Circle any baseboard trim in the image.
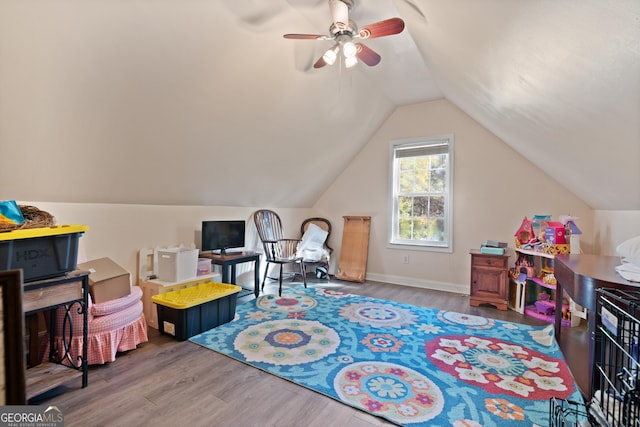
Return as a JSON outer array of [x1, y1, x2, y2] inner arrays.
[[365, 272, 469, 295]]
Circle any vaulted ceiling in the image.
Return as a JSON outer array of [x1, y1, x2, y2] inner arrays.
[[1, 0, 638, 210]]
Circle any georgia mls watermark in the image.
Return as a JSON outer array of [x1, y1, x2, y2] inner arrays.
[[0, 406, 64, 427]]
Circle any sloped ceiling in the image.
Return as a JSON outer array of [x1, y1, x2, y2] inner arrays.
[[398, 0, 640, 210], [0, 0, 638, 210]]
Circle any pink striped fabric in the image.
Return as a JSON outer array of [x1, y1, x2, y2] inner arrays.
[[41, 286, 148, 365]]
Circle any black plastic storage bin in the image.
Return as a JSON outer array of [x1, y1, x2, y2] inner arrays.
[[0, 225, 88, 282], [152, 282, 241, 341]]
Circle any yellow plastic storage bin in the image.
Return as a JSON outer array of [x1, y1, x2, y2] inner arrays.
[[152, 282, 241, 340], [0, 224, 89, 282]]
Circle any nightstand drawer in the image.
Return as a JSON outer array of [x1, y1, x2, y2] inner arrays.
[[472, 255, 508, 269]]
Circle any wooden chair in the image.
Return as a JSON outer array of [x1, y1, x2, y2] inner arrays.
[[253, 210, 307, 296], [300, 218, 332, 279]]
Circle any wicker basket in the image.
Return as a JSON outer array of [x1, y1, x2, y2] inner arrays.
[[0, 205, 55, 231]]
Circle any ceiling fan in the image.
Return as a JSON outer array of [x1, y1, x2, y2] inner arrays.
[[283, 0, 405, 69]]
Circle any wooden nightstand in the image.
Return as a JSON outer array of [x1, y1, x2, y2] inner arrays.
[[469, 250, 509, 310]]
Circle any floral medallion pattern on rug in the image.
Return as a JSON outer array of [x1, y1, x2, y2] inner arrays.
[[190, 286, 586, 426], [335, 361, 445, 424], [339, 301, 417, 328], [437, 311, 495, 329], [256, 293, 317, 312], [425, 335, 573, 400], [234, 319, 340, 365]]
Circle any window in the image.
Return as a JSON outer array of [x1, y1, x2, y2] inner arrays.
[[389, 135, 453, 251]]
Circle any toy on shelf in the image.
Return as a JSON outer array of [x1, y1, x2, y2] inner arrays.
[[531, 215, 551, 239], [512, 257, 535, 279], [514, 217, 535, 247], [560, 215, 583, 254], [557, 296, 573, 321], [520, 238, 543, 250], [513, 214, 581, 255], [542, 271, 557, 286], [545, 221, 566, 244], [541, 221, 570, 254], [541, 243, 570, 255], [510, 214, 586, 326], [534, 292, 555, 315]]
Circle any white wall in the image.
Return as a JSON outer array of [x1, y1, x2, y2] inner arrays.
[[314, 99, 594, 293], [593, 210, 640, 255], [14, 99, 609, 293], [17, 202, 313, 282]]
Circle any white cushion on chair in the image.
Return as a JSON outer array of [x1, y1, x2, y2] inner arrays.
[[297, 223, 329, 262]]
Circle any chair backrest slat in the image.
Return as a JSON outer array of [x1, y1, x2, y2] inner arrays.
[[254, 210, 286, 261]]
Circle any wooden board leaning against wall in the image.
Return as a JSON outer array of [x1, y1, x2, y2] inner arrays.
[[337, 216, 371, 283]]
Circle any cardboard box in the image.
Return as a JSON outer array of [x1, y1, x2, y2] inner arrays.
[[78, 257, 131, 304], [157, 248, 198, 282]]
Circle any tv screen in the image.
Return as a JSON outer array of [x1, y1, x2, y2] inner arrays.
[[201, 220, 246, 254]]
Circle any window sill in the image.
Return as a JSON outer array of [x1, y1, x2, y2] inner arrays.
[[387, 242, 452, 254]]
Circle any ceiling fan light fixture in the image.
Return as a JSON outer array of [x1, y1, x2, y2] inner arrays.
[[345, 55, 358, 68], [283, 0, 403, 70], [322, 45, 339, 65], [342, 41, 357, 58]]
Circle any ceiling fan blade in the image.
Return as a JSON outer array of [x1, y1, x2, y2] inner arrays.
[[329, 0, 349, 29], [355, 43, 381, 66], [358, 17, 405, 39], [283, 33, 329, 40], [313, 55, 328, 69]]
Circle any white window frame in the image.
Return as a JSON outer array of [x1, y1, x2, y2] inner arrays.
[[388, 135, 454, 253]]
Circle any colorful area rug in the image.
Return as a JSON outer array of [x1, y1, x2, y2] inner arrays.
[[190, 286, 585, 426]]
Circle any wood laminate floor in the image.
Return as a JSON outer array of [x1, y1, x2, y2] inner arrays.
[[32, 277, 588, 427]]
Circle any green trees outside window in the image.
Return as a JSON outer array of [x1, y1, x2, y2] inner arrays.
[[390, 136, 453, 250]]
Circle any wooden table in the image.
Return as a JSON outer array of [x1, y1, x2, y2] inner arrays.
[[199, 252, 260, 297], [554, 254, 637, 394]]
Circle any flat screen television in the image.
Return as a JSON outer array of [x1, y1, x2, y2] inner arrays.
[[201, 220, 246, 255]]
